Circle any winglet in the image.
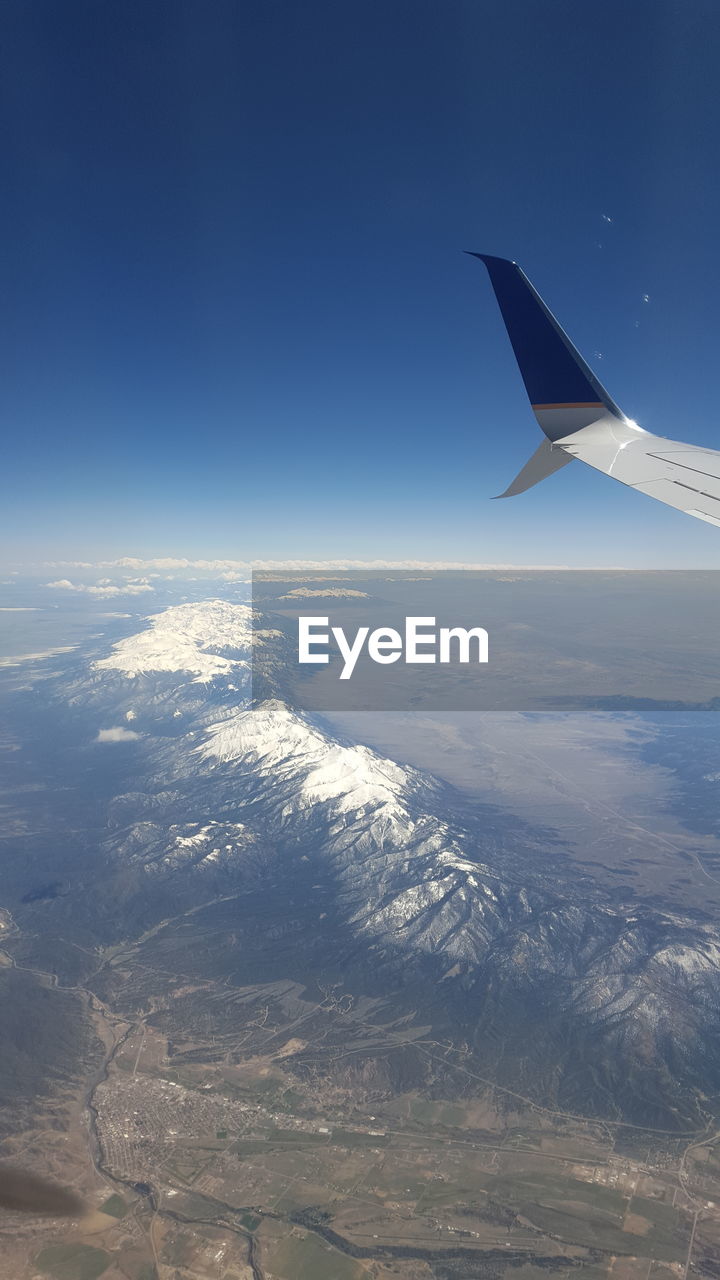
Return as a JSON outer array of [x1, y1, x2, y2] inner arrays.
[[467, 253, 624, 439], [493, 437, 575, 498]]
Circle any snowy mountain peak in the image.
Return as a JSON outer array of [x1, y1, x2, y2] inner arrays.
[[95, 599, 252, 682], [197, 698, 411, 817]]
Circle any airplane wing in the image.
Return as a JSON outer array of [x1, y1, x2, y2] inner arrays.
[[469, 252, 720, 527]]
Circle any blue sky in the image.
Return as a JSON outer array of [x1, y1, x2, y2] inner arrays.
[[4, 0, 720, 567]]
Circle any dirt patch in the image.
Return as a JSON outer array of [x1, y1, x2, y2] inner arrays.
[[623, 1212, 651, 1236]]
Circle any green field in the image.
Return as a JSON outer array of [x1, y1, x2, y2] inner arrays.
[[265, 1229, 364, 1280], [36, 1243, 111, 1280], [406, 1098, 481, 1129], [269, 1127, 329, 1143], [490, 1172, 626, 1214], [331, 1127, 389, 1147], [99, 1193, 127, 1219], [416, 1175, 491, 1209], [518, 1201, 684, 1261]]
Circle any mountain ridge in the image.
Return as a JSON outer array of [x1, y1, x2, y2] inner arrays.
[[11, 597, 720, 1128]]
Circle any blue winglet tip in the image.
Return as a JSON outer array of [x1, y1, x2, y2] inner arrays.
[[464, 251, 517, 266]]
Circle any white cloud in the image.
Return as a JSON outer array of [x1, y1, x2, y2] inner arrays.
[[95, 726, 141, 743], [43, 579, 154, 597], [43, 557, 578, 573], [0, 645, 77, 667]]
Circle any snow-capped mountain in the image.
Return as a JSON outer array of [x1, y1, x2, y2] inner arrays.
[[94, 599, 253, 682], [58, 600, 720, 1123]]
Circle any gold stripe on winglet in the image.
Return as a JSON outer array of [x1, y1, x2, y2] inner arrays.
[[532, 401, 604, 410]]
